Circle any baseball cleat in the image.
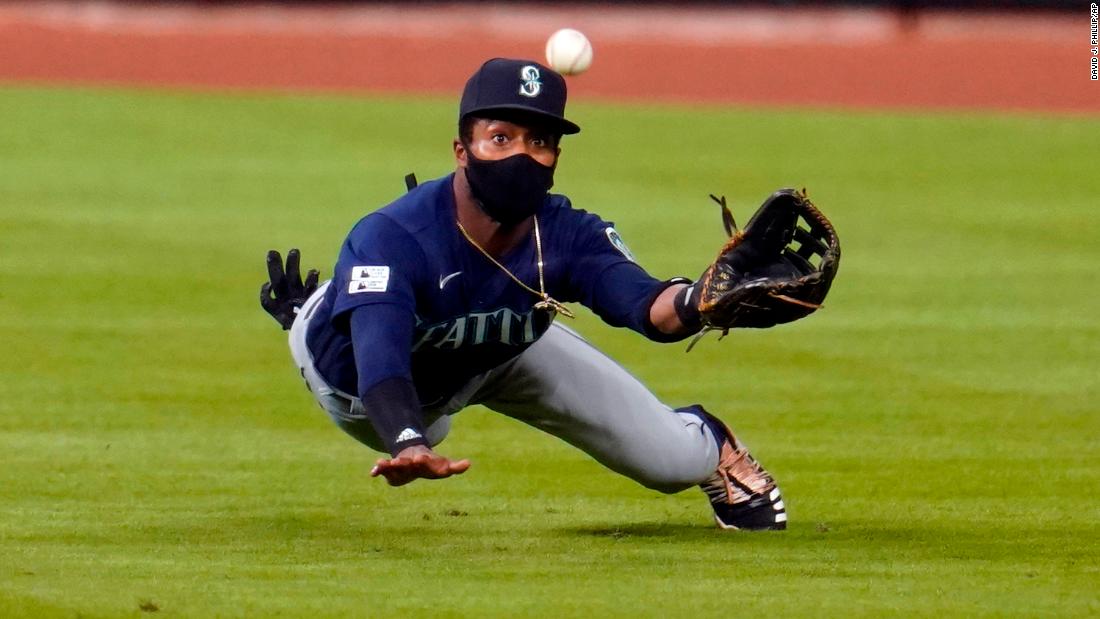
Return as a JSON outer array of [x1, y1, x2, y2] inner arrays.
[[709, 486, 787, 531], [699, 414, 787, 531]]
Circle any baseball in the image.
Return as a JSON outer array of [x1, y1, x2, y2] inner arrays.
[[545, 28, 593, 76]]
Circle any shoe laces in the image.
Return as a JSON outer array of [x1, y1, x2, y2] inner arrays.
[[701, 437, 776, 505]]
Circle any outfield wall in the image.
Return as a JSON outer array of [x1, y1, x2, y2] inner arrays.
[[1, 1, 1095, 113]]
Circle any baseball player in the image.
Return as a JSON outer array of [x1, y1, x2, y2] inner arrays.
[[261, 58, 788, 530]]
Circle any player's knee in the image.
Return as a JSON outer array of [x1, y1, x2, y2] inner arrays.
[[640, 477, 696, 495], [334, 416, 388, 452], [334, 412, 451, 454], [630, 460, 711, 494]]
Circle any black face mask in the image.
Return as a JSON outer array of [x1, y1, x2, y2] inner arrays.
[[464, 150, 555, 226]]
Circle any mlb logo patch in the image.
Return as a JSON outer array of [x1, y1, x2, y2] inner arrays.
[[348, 265, 390, 294]]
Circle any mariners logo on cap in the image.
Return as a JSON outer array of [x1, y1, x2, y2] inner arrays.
[[518, 65, 542, 98]]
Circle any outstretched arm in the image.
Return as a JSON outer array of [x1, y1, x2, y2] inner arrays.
[[647, 282, 697, 336], [347, 306, 472, 486]]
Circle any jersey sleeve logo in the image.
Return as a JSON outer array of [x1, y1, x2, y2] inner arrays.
[[348, 265, 390, 294], [605, 227, 636, 263]]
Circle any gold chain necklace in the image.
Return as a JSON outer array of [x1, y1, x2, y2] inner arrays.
[[456, 216, 575, 319]]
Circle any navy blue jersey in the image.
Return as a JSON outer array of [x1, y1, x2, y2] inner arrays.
[[306, 173, 669, 407]]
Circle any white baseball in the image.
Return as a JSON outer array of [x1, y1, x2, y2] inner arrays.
[[545, 28, 593, 76]]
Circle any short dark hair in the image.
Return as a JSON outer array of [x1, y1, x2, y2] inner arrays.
[[459, 114, 479, 146]]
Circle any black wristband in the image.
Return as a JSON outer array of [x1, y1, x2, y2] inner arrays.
[[641, 277, 698, 343], [673, 282, 703, 331], [360, 377, 429, 456]]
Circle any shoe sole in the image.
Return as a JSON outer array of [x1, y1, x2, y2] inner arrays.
[[713, 514, 788, 531], [713, 488, 788, 531]]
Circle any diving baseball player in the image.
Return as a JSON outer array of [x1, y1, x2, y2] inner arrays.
[[260, 58, 822, 530]]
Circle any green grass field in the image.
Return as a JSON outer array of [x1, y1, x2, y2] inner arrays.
[[1, 86, 1098, 617]]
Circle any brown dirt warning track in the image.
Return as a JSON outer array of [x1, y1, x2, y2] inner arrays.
[[0, 2, 1096, 114]]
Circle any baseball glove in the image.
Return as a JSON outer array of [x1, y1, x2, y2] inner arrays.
[[689, 188, 840, 345]]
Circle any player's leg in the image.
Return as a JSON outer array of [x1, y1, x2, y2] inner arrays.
[[475, 323, 715, 492], [473, 322, 785, 530], [287, 281, 451, 452]]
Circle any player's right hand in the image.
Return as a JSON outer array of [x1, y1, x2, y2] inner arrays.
[[260, 248, 320, 330], [370, 445, 471, 487]]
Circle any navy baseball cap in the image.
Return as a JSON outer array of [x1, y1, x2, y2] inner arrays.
[[459, 58, 581, 135]]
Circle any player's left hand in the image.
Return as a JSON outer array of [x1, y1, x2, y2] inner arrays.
[[260, 248, 320, 330], [692, 189, 840, 335], [370, 445, 471, 486]]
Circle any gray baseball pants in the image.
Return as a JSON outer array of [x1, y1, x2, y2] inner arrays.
[[289, 282, 721, 493]]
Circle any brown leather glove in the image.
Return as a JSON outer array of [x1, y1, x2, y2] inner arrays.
[[691, 188, 841, 340]]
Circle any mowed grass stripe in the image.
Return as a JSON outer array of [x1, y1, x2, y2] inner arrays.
[[1, 86, 1097, 617]]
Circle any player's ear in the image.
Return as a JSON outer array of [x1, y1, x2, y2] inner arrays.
[[453, 138, 468, 167]]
